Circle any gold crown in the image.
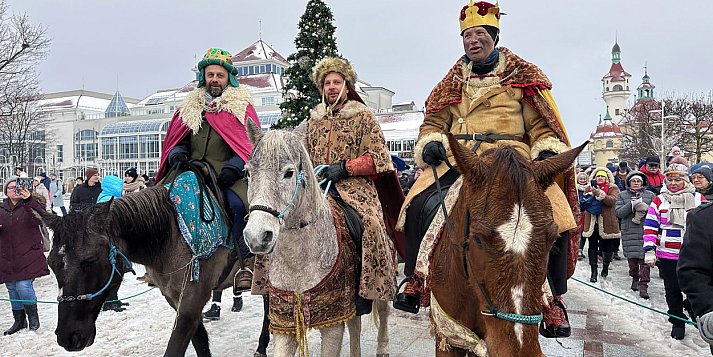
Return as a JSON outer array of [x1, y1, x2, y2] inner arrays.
[[459, 1, 501, 34]]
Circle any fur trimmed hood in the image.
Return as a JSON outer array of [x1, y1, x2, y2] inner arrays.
[[178, 86, 253, 133], [588, 166, 616, 186], [310, 100, 371, 120]]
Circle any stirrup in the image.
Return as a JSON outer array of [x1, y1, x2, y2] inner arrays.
[[234, 267, 253, 294], [393, 277, 420, 314]]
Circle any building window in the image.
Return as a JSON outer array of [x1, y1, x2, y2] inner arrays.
[[75, 129, 97, 141], [101, 138, 117, 160], [140, 134, 160, 159], [260, 64, 266, 73], [75, 143, 97, 160], [261, 97, 276, 106], [615, 109, 620, 115], [56, 145, 63, 162], [606, 87, 609, 92], [387, 140, 402, 152], [403, 140, 415, 152], [613, 84, 623, 91], [606, 140, 614, 148], [119, 136, 138, 159]]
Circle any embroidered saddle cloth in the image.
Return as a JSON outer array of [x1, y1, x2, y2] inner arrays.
[[166, 171, 231, 281]]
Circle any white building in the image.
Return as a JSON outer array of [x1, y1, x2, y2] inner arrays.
[[601, 42, 632, 124]]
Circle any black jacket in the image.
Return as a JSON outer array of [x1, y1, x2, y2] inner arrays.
[[678, 203, 713, 318], [69, 182, 102, 212]]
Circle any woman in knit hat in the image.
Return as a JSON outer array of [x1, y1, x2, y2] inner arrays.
[[581, 168, 621, 282], [643, 163, 706, 339], [123, 168, 146, 195], [691, 165, 713, 200]]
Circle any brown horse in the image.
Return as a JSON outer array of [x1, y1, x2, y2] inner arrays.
[[428, 135, 585, 357]]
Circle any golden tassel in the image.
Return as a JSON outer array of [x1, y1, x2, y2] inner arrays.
[[294, 292, 310, 357]]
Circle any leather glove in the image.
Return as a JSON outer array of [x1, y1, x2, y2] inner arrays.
[[323, 161, 349, 184], [217, 168, 241, 189], [422, 141, 447, 166], [644, 250, 657, 267], [534, 150, 557, 161], [698, 311, 713, 345], [169, 152, 190, 168]]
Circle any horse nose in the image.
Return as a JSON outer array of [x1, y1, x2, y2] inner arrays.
[[260, 230, 274, 249], [71, 331, 84, 349]]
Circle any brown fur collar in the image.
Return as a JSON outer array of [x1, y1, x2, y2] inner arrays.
[[310, 100, 372, 121]]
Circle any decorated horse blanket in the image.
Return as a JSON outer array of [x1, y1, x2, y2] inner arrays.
[[268, 201, 357, 334], [166, 171, 231, 281]]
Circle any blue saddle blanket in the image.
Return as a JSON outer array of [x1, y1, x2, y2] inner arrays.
[[166, 171, 231, 281]]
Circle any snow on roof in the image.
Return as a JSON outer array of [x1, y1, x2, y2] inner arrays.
[[377, 111, 424, 137], [590, 121, 622, 139], [232, 40, 289, 66], [238, 73, 285, 94], [38, 90, 140, 112]]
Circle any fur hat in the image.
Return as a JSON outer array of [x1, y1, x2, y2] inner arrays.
[[576, 171, 589, 182], [664, 163, 690, 182], [311, 57, 357, 90], [84, 168, 98, 181]]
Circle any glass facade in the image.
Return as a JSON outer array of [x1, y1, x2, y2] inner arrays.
[[97, 119, 169, 178]]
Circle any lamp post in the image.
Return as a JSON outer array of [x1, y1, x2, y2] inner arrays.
[[649, 102, 679, 165]]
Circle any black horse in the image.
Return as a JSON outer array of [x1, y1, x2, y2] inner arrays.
[[42, 186, 270, 357]]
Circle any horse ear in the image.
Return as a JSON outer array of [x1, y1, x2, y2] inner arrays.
[[37, 210, 61, 231], [245, 118, 263, 145], [532, 141, 589, 189], [446, 134, 484, 181]]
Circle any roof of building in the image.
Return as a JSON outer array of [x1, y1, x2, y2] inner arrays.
[[590, 115, 623, 139], [105, 91, 131, 117], [377, 111, 424, 134], [99, 118, 170, 136], [603, 62, 631, 81], [612, 42, 621, 53], [232, 40, 289, 66], [38, 90, 140, 112]]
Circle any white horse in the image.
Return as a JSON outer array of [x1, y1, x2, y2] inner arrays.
[[243, 120, 390, 357]]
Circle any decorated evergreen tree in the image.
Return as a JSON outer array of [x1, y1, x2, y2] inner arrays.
[[272, 0, 339, 129]]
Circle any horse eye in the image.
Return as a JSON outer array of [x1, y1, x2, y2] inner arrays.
[[284, 170, 294, 179]]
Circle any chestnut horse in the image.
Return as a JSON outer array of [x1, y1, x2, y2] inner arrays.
[[428, 135, 585, 357]]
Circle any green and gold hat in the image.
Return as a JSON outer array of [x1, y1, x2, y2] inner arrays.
[[197, 48, 240, 88]]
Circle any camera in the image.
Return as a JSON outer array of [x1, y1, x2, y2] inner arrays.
[[14, 177, 33, 194]]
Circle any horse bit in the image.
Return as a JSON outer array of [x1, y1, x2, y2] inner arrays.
[[56, 244, 134, 303]]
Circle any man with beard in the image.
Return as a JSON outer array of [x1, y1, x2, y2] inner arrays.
[[393, 1, 580, 339], [294, 57, 403, 315], [154, 48, 260, 318]]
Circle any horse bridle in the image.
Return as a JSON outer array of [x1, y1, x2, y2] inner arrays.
[[57, 243, 134, 303], [432, 162, 543, 325], [248, 169, 306, 223]]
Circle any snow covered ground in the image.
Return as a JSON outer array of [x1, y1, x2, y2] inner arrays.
[[0, 251, 711, 356]]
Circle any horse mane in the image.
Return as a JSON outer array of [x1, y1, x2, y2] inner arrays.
[[104, 186, 176, 259], [480, 146, 530, 204]]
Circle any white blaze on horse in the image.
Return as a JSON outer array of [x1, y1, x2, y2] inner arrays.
[[242, 120, 390, 357]]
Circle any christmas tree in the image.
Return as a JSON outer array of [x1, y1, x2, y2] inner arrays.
[[272, 0, 339, 129]]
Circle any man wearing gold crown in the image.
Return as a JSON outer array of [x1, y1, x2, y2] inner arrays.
[[393, 1, 581, 338], [294, 57, 404, 313], [154, 48, 261, 315]]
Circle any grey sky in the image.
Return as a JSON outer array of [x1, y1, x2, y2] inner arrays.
[[7, 0, 713, 145]]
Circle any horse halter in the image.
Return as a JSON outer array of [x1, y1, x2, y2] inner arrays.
[[57, 244, 134, 303], [248, 169, 306, 223]]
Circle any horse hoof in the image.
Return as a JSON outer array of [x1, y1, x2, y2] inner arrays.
[[253, 353, 267, 357]]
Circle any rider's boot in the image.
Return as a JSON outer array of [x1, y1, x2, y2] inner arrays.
[[393, 276, 422, 314], [234, 268, 253, 294], [231, 296, 243, 312], [3, 310, 27, 335], [202, 303, 221, 321], [539, 295, 571, 338]]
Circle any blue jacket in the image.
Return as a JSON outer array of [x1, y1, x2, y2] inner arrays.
[[97, 176, 124, 203]]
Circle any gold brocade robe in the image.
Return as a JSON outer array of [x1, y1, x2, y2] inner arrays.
[[400, 54, 576, 234], [298, 100, 397, 301]]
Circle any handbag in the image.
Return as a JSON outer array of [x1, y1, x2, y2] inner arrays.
[[39, 224, 51, 252]]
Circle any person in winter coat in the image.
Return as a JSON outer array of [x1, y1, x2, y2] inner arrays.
[[32, 176, 51, 212], [678, 202, 713, 355], [37, 172, 51, 191], [581, 168, 621, 282], [691, 166, 713, 200], [615, 171, 655, 299], [576, 171, 591, 260], [643, 163, 706, 340], [49, 174, 66, 216], [613, 162, 630, 192], [0, 176, 50, 335], [122, 168, 146, 195], [640, 156, 666, 195], [69, 168, 101, 213]]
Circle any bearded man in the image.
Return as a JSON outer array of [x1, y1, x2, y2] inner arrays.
[[155, 48, 259, 299], [393, 1, 581, 338], [294, 57, 403, 313]]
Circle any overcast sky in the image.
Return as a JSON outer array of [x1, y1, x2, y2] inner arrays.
[[7, 0, 713, 145]]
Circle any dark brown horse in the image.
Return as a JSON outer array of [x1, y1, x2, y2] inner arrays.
[[429, 136, 585, 357], [42, 186, 270, 357]]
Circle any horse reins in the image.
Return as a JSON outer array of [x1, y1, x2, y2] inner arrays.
[[248, 167, 306, 223], [57, 244, 134, 303]]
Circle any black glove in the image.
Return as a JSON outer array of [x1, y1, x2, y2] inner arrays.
[[534, 150, 557, 161], [323, 161, 349, 184], [169, 152, 190, 167], [217, 168, 241, 189], [422, 141, 447, 166]]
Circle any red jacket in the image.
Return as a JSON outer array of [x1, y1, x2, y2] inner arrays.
[[639, 165, 666, 188], [0, 197, 50, 283]]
